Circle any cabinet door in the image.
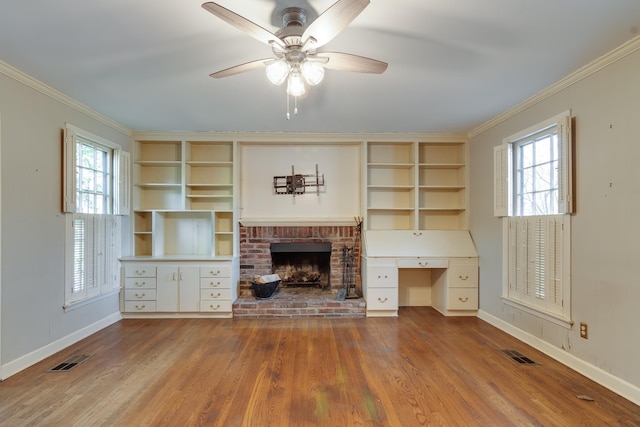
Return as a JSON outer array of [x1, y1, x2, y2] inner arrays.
[[156, 266, 178, 312], [178, 266, 200, 312]]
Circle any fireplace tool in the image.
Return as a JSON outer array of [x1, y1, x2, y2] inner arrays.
[[337, 217, 363, 301]]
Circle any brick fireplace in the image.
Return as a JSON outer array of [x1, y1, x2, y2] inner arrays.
[[238, 224, 361, 297]]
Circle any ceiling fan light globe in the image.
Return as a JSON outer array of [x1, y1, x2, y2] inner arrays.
[[287, 73, 306, 96], [266, 60, 290, 85], [301, 60, 324, 86]]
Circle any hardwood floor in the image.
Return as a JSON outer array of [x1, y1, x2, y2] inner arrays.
[[1, 307, 639, 426]]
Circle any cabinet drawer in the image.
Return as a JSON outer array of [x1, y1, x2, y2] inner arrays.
[[448, 288, 478, 310], [124, 301, 157, 312], [124, 265, 157, 278], [200, 277, 231, 289], [200, 289, 232, 301], [124, 278, 157, 289], [366, 288, 398, 310], [200, 300, 233, 312], [200, 265, 230, 278], [367, 266, 398, 288], [449, 265, 478, 288], [397, 258, 448, 269], [124, 289, 157, 301]]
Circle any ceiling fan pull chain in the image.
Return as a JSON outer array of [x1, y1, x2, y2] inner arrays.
[[286, 93, 291, 120], [294, 96, 299, 116]]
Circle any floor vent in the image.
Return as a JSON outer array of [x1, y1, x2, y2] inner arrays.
[[48, 354, 92, 372], [501, 349, 537, 365]]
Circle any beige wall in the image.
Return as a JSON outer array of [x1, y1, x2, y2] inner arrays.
[[239, 142, 361, 221], [0, 66, 130, 378], [469, 41, 640, 401]]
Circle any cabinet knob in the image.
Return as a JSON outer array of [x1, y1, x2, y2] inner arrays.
[[418, 262, 428, 267], [377, 275, 388, 279], [210, 304, 221, 310], [135, 293, 145, 298], [458, 297, 469, 303], [210, 293, 221, 298], [209, 281, 220, 287], [459, 275, 469, 280], [135, 270, 146, 275], [135, 281, 146, 287], [378, 297, 388, 303], [134, 304, 146, 310], [412, 232, 423, 237], [210, 270, 221, 275]]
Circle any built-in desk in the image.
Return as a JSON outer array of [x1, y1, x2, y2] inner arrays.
[[362, 230, 479, 317]]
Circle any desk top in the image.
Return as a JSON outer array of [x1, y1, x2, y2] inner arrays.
[[363, 230, 478, 258]]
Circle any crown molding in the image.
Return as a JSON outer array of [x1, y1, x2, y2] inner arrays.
[[468, 35, 640, 139], [0, 60, 130, 136]]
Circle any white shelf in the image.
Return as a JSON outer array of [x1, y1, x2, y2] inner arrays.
[[366, 140, 468, 231], [132, 139, 236, 258]]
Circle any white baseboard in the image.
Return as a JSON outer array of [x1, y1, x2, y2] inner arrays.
[[477, 310, 640, 406], [0, 311, 122, 380]]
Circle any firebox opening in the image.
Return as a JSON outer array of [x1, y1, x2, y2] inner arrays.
[[270, 243, 331, 289]]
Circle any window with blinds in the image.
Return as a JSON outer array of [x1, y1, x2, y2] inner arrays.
[[64, 124, 127, 308], [495, 112, 573, 323]]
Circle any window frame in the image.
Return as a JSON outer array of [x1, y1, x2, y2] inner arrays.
[[494, 111, 573, 326], [63, 124, 128, 309]]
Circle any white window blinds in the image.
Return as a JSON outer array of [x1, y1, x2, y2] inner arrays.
[[507, 215, 569, 319]]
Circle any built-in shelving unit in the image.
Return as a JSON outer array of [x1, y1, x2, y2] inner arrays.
[[131, 139, 236, 257], [124, 135, 238, 317], [365, 139, 468, 231]]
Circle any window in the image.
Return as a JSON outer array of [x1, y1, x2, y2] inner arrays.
[[76, 140, 112, 214], [514, 127, 559, 216], [494, 112, 573, 324], [63, 124, 129, 308]]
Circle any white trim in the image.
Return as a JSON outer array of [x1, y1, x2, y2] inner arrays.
[[477, 310, 640, 406], [0, 312, 121, 380], [501, 297, 572, 329], [469, 35, 640, 138], [502, 110, 570, 146], [62, 288, 121, 312], [0, 61, 130, 135]]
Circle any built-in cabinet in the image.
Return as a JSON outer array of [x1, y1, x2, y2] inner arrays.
[[122, 135, 239, 318], [365, 139, 467, 231], [121, 259, 237, 317]]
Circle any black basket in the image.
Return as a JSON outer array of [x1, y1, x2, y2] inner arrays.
[[251, 280, 281, 299]]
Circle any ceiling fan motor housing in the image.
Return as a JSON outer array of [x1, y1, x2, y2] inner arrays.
[[275, 7, 308, 48]]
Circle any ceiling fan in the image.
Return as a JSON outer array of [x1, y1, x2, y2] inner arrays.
[[201, 0, 388, 118]]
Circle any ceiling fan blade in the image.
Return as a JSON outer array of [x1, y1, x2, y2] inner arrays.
[[302, 0, 370, 49], [202, 2, 286, 50], [209, 59, 271, 78], [319, 52, 388, 74]]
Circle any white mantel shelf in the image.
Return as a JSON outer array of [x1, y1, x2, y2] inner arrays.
[[240, 218, 360, 227]]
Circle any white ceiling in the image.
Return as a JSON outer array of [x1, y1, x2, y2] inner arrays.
[[1, 0, 640, 133]]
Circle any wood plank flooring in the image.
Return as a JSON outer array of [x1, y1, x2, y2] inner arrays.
[[1, 307, 639, 426]]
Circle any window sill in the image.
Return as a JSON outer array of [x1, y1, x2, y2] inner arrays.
[[63, 288, 120, 312], [501, 297, 573, 329]]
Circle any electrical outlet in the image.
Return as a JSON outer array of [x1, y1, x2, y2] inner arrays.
[[579, 322, 589, 339]]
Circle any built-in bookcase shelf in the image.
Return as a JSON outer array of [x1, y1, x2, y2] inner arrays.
[[132, 138, 236, 257], [365, 140, 468, 231]]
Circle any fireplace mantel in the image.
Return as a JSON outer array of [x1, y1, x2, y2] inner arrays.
[[240, 218, 357, 227]]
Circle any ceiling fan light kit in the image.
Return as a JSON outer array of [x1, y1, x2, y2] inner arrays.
[[202, 0, 387, 119]]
